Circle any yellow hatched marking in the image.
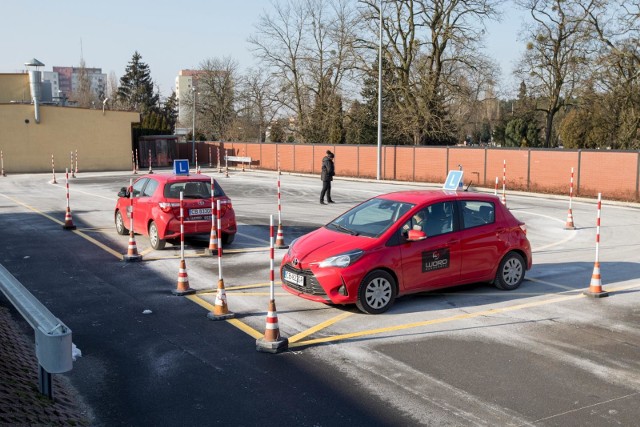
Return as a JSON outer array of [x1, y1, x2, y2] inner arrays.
[[186, 294, 264, 338]]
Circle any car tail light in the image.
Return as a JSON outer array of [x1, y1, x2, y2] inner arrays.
[[218, 199, 232, 216], [159, 202, 180, 213]]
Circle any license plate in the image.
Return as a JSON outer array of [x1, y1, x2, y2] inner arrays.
[[284, 270, 304, 286], [189, 208, 211, 216]]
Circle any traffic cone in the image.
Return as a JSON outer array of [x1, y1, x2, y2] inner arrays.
[[564, 209, 575, 230], [275, 223, 288, 249], [207, 279, 235, 320], [204, 225, 218, 256], [62, 207, 76, 230], [584, 261, 609, 298], [225, 165, 229, 178], [172, 259, 195, 296], [256, 299, 288, 353], [123, 230, 142, 262]]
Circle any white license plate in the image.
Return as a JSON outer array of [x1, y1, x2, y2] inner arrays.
[[189, 208, 211, 216], [284, 270, 304, 286]]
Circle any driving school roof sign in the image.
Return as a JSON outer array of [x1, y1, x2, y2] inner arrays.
[[443, 170, 463, 190], [173, 159, 189, 175]]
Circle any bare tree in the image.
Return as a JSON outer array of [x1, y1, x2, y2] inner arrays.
[[515, 0, 597, 148], [197, 57, 238, 140], [74, 58, 94, 108], [239, 68, 283, 142], [249, 0, 358, 142], [358, 0, 502, 145]]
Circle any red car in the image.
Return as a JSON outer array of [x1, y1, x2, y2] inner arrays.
[[281, 190, 532, 314], [114, 173, 236, 250]]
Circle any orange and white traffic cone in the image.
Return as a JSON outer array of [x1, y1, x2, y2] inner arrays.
[[123, 230, 142, 262], [62, 206, 76, 230], [172, 259, 195, 296], [207, 279, 235, 320], [564, 208, 575, 230], [204, 225, 218, 256], [256, 299, 288, 353], [584, 261, 609, 298], [275, 223, 288, 249]]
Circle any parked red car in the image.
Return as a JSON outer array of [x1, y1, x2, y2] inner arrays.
[[281, 190, 532, 314], [114, 173, 236, 250]]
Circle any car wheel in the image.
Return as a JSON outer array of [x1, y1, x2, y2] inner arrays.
[[148, 221, 166, 250], [494, 252, 525, 290], [355, 270, 397, 314], [221, 233, 235, 246], [115, 210, 128, 235]]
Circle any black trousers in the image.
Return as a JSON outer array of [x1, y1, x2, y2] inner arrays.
[[320, 180, 332, 202]]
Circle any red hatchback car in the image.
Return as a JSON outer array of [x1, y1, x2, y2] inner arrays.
[[114, 173, 236, 250], [281, 190, 532, 314]]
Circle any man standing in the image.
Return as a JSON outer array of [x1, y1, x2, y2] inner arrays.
[[320, 150, 335, 204]]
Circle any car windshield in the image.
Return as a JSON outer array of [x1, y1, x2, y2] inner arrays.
[[327, 198, 415, 238], [163, 181, 225, 199]]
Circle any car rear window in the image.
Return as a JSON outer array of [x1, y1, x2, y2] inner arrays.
[[164, 180, 226, 199]]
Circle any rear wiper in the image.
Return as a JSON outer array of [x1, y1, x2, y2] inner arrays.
[[330, 223, 359, 236]]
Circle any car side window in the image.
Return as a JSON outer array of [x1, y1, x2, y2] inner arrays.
[[400, 201, 454, 238], [142, 179, 158, 197], [132, 178, 148, 198], [461, 201, 494, 229]]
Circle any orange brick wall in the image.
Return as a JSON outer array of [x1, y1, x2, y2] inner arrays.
[[196, 142, 640, 202]]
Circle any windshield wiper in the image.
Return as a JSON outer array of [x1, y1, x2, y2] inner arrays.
[[330, 223, 359, 236]]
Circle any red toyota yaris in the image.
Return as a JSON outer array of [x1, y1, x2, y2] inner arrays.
[[281, 190, 532, 314], [114, 173, 236, 250]]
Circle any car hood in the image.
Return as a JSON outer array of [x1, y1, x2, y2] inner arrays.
[[290, 227, 372, 267]]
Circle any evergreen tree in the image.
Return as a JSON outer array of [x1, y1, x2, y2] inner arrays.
[[117, 51, 159, 113]]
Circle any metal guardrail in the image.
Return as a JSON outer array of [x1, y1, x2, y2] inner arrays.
[[0, 264, 73, 399]]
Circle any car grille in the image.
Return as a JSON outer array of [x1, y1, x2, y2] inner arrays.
[[282, 265, 326, 297]]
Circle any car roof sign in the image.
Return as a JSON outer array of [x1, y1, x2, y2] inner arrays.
[[173, 159, 189, 176], [443, 170, 463, 190]]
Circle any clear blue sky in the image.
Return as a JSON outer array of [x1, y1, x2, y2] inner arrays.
[[0, 0, 526, 99]]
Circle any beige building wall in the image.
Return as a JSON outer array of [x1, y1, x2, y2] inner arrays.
[[0, 74, 31, 103], [0, 104, 139, 173]]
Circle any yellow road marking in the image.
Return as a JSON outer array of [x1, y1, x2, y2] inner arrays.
[[288, 311, 354, 343], [185, 294, 264, 339], [285, 281, 640, 348], [0, 194, 123, 259]]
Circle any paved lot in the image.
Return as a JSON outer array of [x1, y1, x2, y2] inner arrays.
[[1, 168, 639, 426]]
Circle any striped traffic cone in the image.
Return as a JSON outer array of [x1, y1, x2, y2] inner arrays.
[[275, 223, 288, 249], [564, 208, 575, 230], [172, 259, 195, 296], [256, 299, 288, 353], [62, 207, 76, 230], [584, 261, 609, 298], [207, 279, 235, 320], [123, 230, 142, 262], [204, 225, 218, 256]]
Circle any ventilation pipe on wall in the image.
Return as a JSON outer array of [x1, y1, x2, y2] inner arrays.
[[25, 59, 44, 124]]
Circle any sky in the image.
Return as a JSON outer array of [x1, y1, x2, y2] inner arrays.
[[0, 1, 527, 99]]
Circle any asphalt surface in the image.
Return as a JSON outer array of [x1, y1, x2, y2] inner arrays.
[[1, 168, 640, 426]]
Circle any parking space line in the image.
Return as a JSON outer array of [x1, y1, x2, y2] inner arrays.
[[526, 277, 576, 291], [185, 294, 264, 339], [1, 194, 123, 260], [288, 312, 354, 344], [288, 282, 640, 348]]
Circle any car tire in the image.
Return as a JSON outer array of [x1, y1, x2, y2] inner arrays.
[[115, 210, 128, 235], [355, 270, 397, 314], [222, 233, 235, 246], [149, 221, 166, 250], [494, 252, 525, 290]]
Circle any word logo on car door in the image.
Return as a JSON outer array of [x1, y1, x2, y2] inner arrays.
[[422, 248, 450, 272]]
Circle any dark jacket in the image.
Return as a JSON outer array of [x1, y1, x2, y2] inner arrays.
[[321, 156, 335, 182]]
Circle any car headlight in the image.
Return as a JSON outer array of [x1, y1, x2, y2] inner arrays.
[[318, 250, 364, 268]]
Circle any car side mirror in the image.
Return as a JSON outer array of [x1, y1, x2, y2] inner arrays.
[[407, 229, 427, 241], [118, 187, 129, 198]]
